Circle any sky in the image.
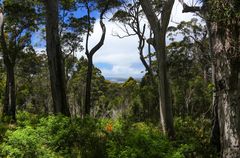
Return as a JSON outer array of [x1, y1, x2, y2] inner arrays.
[[33, 0, 199, 80], [78, 0, 197, 79]]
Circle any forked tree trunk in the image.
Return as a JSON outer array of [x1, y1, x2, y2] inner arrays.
[[45, 0, 70, 116], [84, 2, 108, 117], [139, 0, 175, 138]]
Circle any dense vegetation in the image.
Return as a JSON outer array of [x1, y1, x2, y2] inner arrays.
[[0, 112, 217, 158], [0, 0, 240, 158]]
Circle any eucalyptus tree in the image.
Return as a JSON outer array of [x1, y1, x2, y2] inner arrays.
[[45, 0, 70, 116], [0, 0, 39, 120], [180, 0, 240, 157], [139, 0, 175, 138], [81, 0, 123, 116]]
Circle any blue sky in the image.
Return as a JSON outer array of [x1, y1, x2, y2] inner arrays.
[[33, 0, 197, 79], [77, 0, 196, 79]]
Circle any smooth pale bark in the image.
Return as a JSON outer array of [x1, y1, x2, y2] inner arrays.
[[45, 0, 70, 116], [139, 0, 175, 138], [2, 62, 16, 121]]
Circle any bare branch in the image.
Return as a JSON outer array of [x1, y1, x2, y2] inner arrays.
[[112, 31, 136, 38], [178, 0, 201, 13]]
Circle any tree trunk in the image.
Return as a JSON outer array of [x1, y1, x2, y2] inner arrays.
[[1, 19, 16, 121], [139, 0, 175, 139], [84, 3, 107, 117], [157, 31, 175, 138], [45, 0, 70, 116], [3, 63, 16, 121], [207, 21, 221, 152], [84, 55, 93, 116], [211, 21, 240, 157]]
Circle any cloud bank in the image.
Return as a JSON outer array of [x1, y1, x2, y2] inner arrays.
[[77, 1, 196, 79]]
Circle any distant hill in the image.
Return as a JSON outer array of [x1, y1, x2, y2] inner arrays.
[[106, 77, 141, 83]]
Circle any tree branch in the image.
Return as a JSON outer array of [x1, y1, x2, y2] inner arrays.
[[89, 3, 109, 57], [178, 0, 201, 13]]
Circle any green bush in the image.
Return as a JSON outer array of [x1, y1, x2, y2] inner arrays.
[[0, 112, 218, 158], [174, 117, 219, 158], [107, 122, 173, 158]]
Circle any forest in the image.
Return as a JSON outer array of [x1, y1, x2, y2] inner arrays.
[[0, 0, 239, 158]]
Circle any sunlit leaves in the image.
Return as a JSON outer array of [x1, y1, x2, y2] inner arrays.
[[111, 10, 132, 23]]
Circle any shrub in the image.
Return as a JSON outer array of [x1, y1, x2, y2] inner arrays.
[[0, 112, 219, 158], [174, 117, 219, 158]]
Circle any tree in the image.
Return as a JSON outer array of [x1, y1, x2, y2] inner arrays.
[[0, 57, 5, 109], [139, 0, 175, 138], [167, 18, 212, 117], [111, 0, 154, 79], [83, 0, 122, 116], [180, 0, 240, 157], [208, 2, 240, 157], [0, 0, 38, 120], [45, 0, 70, 116], [110, 1, 159, 122], [15, 50, 52, 114]]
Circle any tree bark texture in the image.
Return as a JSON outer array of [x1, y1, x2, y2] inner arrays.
[[211, 21, 240, 158], [45, 0, 70, 116], [207, 21, 221, 152], [139, 0, 175, 138]]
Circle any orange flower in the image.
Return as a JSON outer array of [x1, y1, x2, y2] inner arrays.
[[105, 123, 113, 132]]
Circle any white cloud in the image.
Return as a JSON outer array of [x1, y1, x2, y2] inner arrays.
[[77, 0, 197, 79], [78, 19, 144, 78]]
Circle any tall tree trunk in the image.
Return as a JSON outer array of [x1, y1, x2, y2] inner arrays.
[[139, 0, 175, 138], [180, 0, 240, 156], [45, 0, 70, 116], [84, 55, 93, 115], [211, 21, 240, 157], [84, 2, 108, 117], [157, 31, 175, 138], [3, 63, 16, 121], [1, 19, 16, 121]]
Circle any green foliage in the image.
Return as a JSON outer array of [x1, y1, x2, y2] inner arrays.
[[167, 18, 212, 118], [139, 74, 159, 122], [0, 70, 5, 109], [208, 0, 240, 21], [107, 122, 173, 158], [0, 112, 218, 158], [1, 126, 59, 158], [174, 117, 219, 158]]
